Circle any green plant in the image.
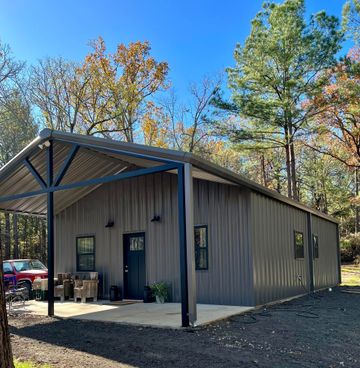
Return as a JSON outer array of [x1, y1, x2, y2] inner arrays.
[[150, 282, 168, 302]]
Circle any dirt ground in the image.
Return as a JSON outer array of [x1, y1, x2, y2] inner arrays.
[[8, 286, 360, 368]]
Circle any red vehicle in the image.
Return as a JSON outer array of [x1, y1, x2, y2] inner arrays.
[[3, 259, 48, 291]]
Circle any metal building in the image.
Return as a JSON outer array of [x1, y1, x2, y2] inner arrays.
[[0, 129, 340, 327]]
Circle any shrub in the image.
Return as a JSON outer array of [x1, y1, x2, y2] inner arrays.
[[341, 234, 360, 263]]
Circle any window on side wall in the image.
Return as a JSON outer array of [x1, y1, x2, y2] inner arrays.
[[294, 231, 304, 259], [195, 225, 208, 270], [76, 236, 95, 271], [313, 234, 319, 259]]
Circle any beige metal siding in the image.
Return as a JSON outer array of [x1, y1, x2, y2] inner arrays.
[[312, 216, 340, 289], [55, 173, 254, 305], [251, 192, 310, 305]]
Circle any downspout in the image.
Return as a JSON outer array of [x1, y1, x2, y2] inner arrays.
[[307, 212, 314, 293]]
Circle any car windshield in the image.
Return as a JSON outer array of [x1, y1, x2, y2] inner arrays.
[[13, 260, 47, 272]]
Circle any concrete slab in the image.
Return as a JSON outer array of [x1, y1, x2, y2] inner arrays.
[[20, 300, 253, 328]]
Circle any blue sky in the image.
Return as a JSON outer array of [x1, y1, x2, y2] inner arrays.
[[0, 0, 349, 102]]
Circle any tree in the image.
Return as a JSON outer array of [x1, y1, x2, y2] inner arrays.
[[298, 148, 352, 215], [30, 58, 87, 133], [0, 38, 23, 368], [0, 42, 23, 108], [159, 77, 221, 155], [77, 37, 169, 139], [140, 101, 171, 147], [308, 49, 360, 231], [0, 94, 38, 165], [31, 38, 169, 140], [216, 0, 342, 200], [343, 0, 360, 45]]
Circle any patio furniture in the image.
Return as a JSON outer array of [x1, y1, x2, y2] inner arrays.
[[32, 278, 42, 300], [74, 272, 98, 281], [5, 281, 28, 310], [74, 279, 98, 303], [32, 278, 49, 300], [54, 273, 74, 302], [73, 272, 98, 302]]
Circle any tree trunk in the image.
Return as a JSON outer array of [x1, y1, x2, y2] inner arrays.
[[22, 217, 28, 258], [13, 215, 19, 259], [355, 168, 359, 234], [260, 154, 268, 187], [0, 241, 14, 368], [274, 167, 282, 194], [289, 140, 298, 201], [284, 126, 292, 199], [4, 214, 11, 260], [288, 120, 298, 201]]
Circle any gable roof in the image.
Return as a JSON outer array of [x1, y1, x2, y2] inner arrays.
[[0, 128, 338, 223]]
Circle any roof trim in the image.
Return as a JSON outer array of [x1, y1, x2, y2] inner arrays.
[[0, 129, 339, 224]]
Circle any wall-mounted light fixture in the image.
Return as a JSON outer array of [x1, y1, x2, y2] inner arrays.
[[105, 220, 114, 228], [38, 140, 51, 150], [151, 215, 161, 222]]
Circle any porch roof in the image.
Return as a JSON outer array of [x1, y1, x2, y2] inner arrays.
[[0, 128, 338, 223]]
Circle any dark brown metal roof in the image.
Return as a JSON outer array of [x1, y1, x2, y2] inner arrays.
[[0, 129, 338, 223]]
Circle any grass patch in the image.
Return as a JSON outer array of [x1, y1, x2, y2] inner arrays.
[[15, 360, 51, 368], [341, 264, 360, 286]]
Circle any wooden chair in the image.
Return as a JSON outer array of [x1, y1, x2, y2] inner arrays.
[[74, 279, 98, 303], [54, 273, 73, 302]]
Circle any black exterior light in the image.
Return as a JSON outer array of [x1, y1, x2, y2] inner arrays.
[[105, 220, 114, 228], [151, 215, 161, 222]]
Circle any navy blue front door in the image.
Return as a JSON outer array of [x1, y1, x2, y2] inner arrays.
[[123, 233, 145, 300]]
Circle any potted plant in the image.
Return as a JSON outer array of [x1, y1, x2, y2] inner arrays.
[[150, 281, 168, 304]]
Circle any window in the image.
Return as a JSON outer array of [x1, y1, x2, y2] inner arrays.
[[13, 261, 30, 272], [129, 236, 144, 251], [29, 260, 47, 270], [294, 231, 304, 259], [313, 235, 319, 259], [76, 236, 95, 271], [195, 225, 208, 270], [13, 260, 47, 272], [3, 262, 13, 274]]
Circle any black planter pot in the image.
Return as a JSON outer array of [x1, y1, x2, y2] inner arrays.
[[110, 285, 121, 301], [143, 286, 155, 303]]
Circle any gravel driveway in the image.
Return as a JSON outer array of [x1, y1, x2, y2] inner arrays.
[[9, 287, 360, 368]]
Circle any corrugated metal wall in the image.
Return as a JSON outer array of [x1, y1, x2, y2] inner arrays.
[[251, 192, 340, 306], [55, 172, 339, 307], [55, 173, 254, 305], [251, 192, 310, 305], [194, 182, 254, 306], [312, 215, 340, 289]]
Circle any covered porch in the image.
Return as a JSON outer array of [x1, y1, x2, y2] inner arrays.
[[0, 129, 242, 328]]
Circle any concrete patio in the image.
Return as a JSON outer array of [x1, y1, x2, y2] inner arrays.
[[18, 300, 253, 328]]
